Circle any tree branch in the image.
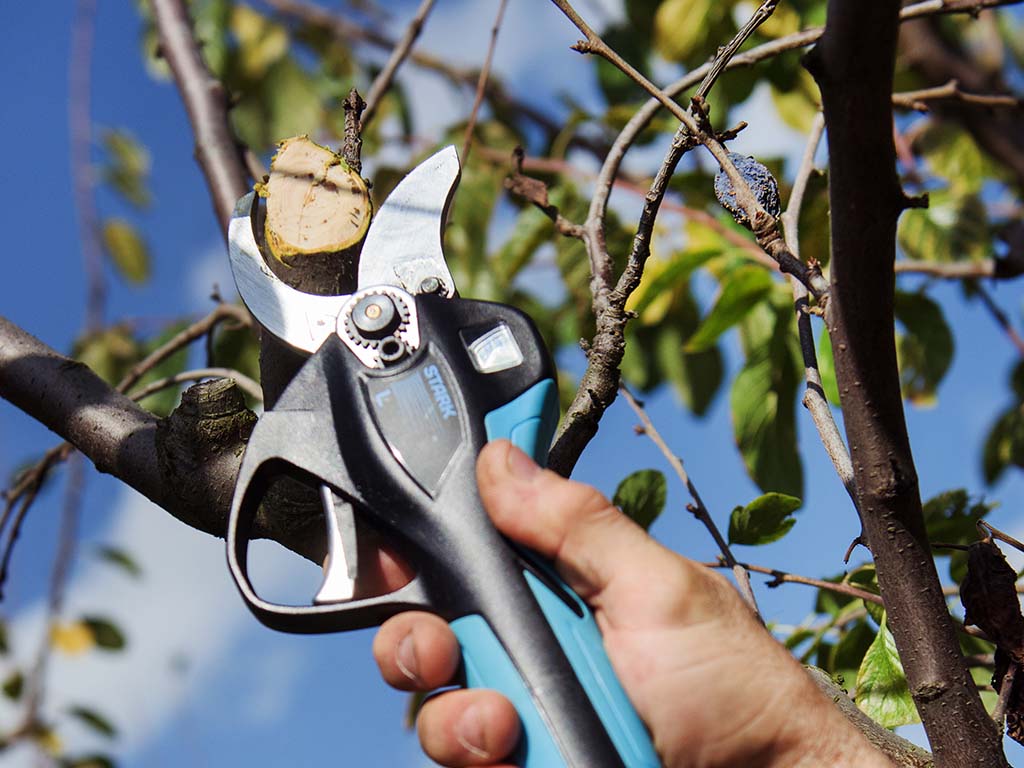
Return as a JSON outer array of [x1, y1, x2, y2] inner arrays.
[[620, 386, 762, 619], [360, 0, 435, 130], [0, 317, 320, 562], [151, 0, 249, 232], [805, 2, 1007, 763]]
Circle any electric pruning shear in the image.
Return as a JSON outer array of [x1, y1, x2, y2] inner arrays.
[[225, 146, 660, 768]]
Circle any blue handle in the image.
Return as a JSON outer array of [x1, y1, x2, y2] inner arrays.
[[457, 380, 659, 768]]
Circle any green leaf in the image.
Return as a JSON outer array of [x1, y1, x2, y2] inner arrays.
[[897, 189, 989, 264], [613, 470, 667, 531], [918, 123, 1004, 193], [685, 266, 773, 353], [2, 670, 23, 700], [855, 617, 921, 728], [831, 619, 877, 683], [101, 130, 151, 209], [94, 546, 142, 579], [101, 219, 151, 284], [493, 205, 553, 286], [653, 0, 734, 64], [894, 291, 954, 406], [922, 489, 995, 545], [67, 706, 117, 739], [983, 406, 1024, 484], [768, 70, 820, 133], [73, 326, 142, 386], [731, 300, 803, 497], [82, 617, 126, 652], [728, 492, 801, 546], [815, 330, 841, 406], [132, 321, 192, 416]]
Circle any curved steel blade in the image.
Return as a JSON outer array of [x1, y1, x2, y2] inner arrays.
[[228, 193, 351, 353], [358, 145, 461, 297]]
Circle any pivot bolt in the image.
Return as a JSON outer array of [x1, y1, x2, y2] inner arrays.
[[352, 294, 400, 338]]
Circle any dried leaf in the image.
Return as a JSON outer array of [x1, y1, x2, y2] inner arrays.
[[960, 540, 1024, 659]]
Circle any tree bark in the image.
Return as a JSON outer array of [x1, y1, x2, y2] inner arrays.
[[806, 2, 1008, 765]]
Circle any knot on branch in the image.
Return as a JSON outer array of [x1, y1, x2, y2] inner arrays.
[[156, 378, 256, 536]]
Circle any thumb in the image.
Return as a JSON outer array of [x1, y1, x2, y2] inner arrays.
[[476, 440, 706, 623]]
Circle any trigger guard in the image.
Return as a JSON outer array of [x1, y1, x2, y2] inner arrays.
[[226, 412, 432, 634]]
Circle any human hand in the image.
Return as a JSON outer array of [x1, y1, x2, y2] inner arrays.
[[372, 440, 889, 767]]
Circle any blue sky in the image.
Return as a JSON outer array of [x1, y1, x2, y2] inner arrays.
[[2, 1, 1024, 766]]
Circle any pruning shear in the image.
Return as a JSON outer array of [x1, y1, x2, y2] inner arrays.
[[225, 146, 660, 768]]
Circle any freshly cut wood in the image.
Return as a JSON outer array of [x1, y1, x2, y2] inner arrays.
[[262, 136, 371, 264]]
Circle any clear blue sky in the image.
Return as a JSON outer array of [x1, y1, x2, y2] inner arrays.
[[2, 1, 1024, 765]]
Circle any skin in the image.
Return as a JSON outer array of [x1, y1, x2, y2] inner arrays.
[[371, 440, 892, 768]]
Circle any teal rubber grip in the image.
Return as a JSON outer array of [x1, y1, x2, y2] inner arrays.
[[466, 379, 660, 767]]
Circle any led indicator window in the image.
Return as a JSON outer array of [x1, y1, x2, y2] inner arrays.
[[467, 324, 523, 373]]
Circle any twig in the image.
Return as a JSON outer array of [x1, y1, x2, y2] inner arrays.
[[973, 281, 1024, 356], [264, 0, 605, 157], [693, 0, 780, 101], [780, 113, 858, 509], [116, 302, 251, 394], [361, 0, 435, 130], [893, 78, 1023, 111], [343, 88, 366, 174], [993, 661, 1019, 726], [979, 520, 1024, 554], [703, 559, 885, 606], [151, 0, 249, 232], [129, 366, 263, 403], [894, 259, 997, 278], [14, 455, 86, 742], [462, 0, 509, 164], [69, 0, 103, 333], [618, 385, 762, 620]]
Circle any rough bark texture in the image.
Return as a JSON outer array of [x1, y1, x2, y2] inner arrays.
[[0, 318, 323, 561], [806, 2, 1008, 765]]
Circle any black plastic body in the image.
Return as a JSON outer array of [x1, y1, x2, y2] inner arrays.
[[227, 295, 628, 768]]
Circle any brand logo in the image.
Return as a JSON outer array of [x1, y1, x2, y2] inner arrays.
[[423, 365, 457, 420]]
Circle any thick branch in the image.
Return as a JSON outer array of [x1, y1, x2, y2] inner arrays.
[[0, 318, 320, 561], [806, 3, 1007, 764]]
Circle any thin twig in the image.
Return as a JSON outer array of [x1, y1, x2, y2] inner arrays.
[[16, 455, 86, 742], [618, 385, 762, 620], [779, 113, 858, 508], [361, 0, 435, 129], [116, 303, 251, 394], [893, 78, 1023, 111], [462, 0, 509, 163], [979, 520, 1024, 554], [993, 661, 1019, 726], [693, 0, 780, 101], [894, 259, 998, 278], [69, 0, 103, 333], [973, 281, 1024, 356], [129, 366, 263, 403], [703, 559, 885, 606]]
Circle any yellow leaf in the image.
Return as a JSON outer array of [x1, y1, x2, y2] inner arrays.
[[33, 726, 63, 756], [50, 621, 95, 655], [231, 5, 289, 78]]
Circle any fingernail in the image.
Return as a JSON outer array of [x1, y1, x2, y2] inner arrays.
[[505, 443, 540, 480], [396, 632, 420, 684], [456, 704, 490, 759]]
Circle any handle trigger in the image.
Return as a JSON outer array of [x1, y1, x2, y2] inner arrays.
[[315, 486, 359, 604]]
